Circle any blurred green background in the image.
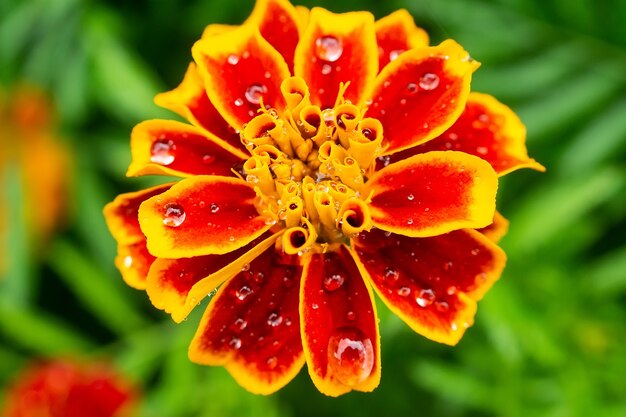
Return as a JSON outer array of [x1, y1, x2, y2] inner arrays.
[[1, 0, 625, 416]]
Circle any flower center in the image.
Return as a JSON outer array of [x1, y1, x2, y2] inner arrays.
[[240, 77, 385, 254]]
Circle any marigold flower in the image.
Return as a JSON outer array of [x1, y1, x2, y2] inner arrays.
[[104, 0, 543, 396], [0, 87, 69, 276], [1, 360, 138, 417]]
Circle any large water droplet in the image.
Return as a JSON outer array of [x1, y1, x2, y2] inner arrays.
[[229, 337, 242, 349], [407, 193, 415, 201], [267, 312, 283, 327], [327, 328, 375, 386], [415, 288, 435, 307], [315, 36, 343, 62], [324, 273, 345, 292], [235, 286, 253, 301], [419, 72, 439, 90], [163, 203, 186, 227], [150, 138, 176, 165], [245, 83, 268, 105]]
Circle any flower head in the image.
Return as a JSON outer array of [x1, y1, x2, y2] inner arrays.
[[104, 0, 543, 396], [1, 360, 138, 417]]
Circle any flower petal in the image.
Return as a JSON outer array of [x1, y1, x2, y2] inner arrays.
[[103, 183, 173, 245], [294, 8, 378, 109], [154, 63, 247, 155], [247, 0, 301, 72], [352, 228, 506, 345], [364, 151, 498, 237], [115, 240, 155, 290], [477, 211, 509, 243], [127, 120, 245, 178], [138, 176, 272, 258], [300, 245, 381, 396], [364, 40, 478, 154], [146, 232, 279, 323], [189, 245, 304, 395], [390, 93, 546, 175], [192, 24, 290, 131], [375, 10, 428, 71]]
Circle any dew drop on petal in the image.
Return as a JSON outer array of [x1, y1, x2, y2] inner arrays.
[[327, 328, 374, 386], [324, 273, 345, 292], [227, 54, 239, 65], [266, 356, 278, 369], [346, 311, 356, 321], [321, 64, 333, 75], [267, 312, 283, 327], [389, 49, 404, 61], [245, 83, 268, 105], [229, 337, 242, 349], [418, 72, 439, 90], [235, 285, 253, 301], [397, 286, 411, 297], [476, 146, 488, 155], [163, 203, 185, 227], [315, 35, 343, 62], [407, 193, 415, 201], [202, 154, 215, 164], [406, 83, 418, 95], [383, 266, 399, 283], [231, 318, 247, 332], [210, 203, 219, 213], [435, 300, 449, 312], [235, 98, 244, 107], [150, 138, 176, 165], [123, 256, 133, 268], [415, 288, 435, 307]]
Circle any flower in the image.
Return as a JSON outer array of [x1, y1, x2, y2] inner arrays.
[[0, 86, 69, 277], [104, 0, 543, 396], [1, 359, 138, 417]]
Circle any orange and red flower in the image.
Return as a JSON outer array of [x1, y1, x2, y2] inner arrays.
[[1, 360, 138, 417], [104, 0, 543, 396]]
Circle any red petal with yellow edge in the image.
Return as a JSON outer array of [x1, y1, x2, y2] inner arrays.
[[115, 240, 155, 290], [138, 176, 271, 258], [127, 120, 244, 178], [352, 228, 506, 345], [103, 183, 173, 245], [294, 8, 378, 109], [365, 151, 498, 237], [300, 245, 380, 397], [247, 0, 301, 72], [364, 40, 478, 155], [375, 9, 429, 71], [192, 25, 290, 131], [189, 246, 304, 395], [146, 232, 279, 323], [388, 93, 546, 175], [154, 63, 247, 155], [477, 210, 509, 243]]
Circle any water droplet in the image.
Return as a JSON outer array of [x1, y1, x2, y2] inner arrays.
[[419, 72, 439, 90], [163, 203, 186, 227], [321, 64, 332, 75], [312, 303, 319, 310], [446, 286, 457, 295], [235, 98, 244, 107], [435, 300, 449, 312], [123, 256, 133, 268], [241, 263, 250, 272], [407, 218, 414, 225], [266, 356, 278, 369], [283, 276, 294, 287], [383, 266, 399, 283], [150, 138, 176, 165], [406, 83, 418, 95], [476, 146, 488, 155], [407, 193, 415, 201], [471, 248, 480, 256], [235, 285, 253, 301], [206, 203, 219, 214], [443, 261, 453, 271], [245, 83, 268, 105], [389, 49, 404, 61], [346, 311, 356, 321], [231, 318, 247, 332], [202, 154, 215, 164], [227, 54, 239, 65], [383, 80, 391, 88], [415, 289, 435, 307], [324, 273, 345, 292], [264, 71, 271, 79], [397, 286, 411, 297], [267, 312, 283, 327], [229, 337, 242, 349], [315, 36, 343, 62], [327, 328, 374, 386]]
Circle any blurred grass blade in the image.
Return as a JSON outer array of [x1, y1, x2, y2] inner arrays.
[[585, 247, 626, 296], [0, 302, 93, 354], [48, 239, 147, 336]]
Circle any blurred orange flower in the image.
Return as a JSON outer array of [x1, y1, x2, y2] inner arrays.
[[0, 86, 69, 275], [105, 0, 542, 396], [1, 359, 138, 417]]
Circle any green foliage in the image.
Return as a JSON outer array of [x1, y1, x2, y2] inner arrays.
[[1, 0, 624, 416]]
